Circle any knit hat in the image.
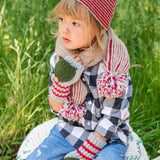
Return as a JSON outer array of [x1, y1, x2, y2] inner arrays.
[[77, 0, 118, 30]]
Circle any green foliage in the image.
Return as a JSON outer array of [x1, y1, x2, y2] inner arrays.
[[0, 0, 59, 159], [0, 0, 159, 159], [111, 0, 160, 158]]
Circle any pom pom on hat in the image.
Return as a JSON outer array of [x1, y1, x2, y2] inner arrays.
[[77, 0, 118, 30]]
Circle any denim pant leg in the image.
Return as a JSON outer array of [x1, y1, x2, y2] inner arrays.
[[26, 124, 76, 160], [94, 143, 128, 160]]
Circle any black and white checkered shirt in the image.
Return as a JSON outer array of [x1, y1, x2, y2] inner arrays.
[[49, 53, 133, 149]]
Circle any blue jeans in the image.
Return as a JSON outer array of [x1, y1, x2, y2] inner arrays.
[[94, 143, 128, 160], [26, 125, 128, 160], [26, 125, 76, 160]]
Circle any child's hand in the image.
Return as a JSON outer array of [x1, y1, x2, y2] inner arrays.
[[49, 55, 84, 103], [49, 96, 63, 113], [76, 132, 107, 160], [72, 53, 83, 65]]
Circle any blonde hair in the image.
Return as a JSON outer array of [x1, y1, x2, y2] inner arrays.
[[48, 0, 105, 49]]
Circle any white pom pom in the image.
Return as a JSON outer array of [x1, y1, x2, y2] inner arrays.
[[97, 71, 127, 98]]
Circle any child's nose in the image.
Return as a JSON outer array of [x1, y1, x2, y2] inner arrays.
[[62, 24, 70, 34]]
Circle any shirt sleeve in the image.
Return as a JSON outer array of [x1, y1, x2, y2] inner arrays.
[[48, 53, 59, 115], [95, 72, 133, 139]]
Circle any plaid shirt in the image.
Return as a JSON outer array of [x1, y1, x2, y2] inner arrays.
[[49, 52, 133, 149]]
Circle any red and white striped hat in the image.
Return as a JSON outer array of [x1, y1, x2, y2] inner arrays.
[[77, 0, 118, 30]]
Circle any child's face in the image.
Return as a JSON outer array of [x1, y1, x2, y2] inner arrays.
[[58, 15, 96, 50]]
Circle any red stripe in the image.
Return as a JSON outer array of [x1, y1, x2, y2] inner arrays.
[[77, 149, 92, 160], [79, 0, 117, 29], [54, 79, 70, 89], [115, 62, 120, 72], [86, 139, 101, 151], [108, 39, 113, 71], [123, 63, 130, 74], [51, 89, 68, 98], [52, 84, 70, 94], [81, 144, 96, 155], [92, 1, 111, 25], [92, 1, 111, 28]]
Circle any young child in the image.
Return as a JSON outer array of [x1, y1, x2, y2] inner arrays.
[[26, 0, 133, 159]]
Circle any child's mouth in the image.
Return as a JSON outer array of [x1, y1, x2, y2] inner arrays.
[[62, 37, 71, 43]]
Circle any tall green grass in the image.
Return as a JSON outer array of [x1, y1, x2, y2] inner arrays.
[[0, 0, 160, 159], [112, 1, 160, 158]]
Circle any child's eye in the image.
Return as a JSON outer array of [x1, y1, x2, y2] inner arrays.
[[72, 22, 79, 27], [58, 17, 64, 22]]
